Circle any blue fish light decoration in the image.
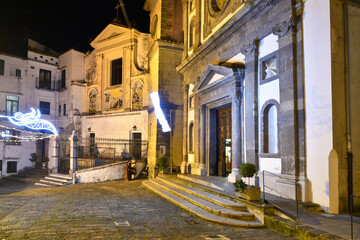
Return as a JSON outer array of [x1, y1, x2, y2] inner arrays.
[[0, 108, 58, 136]]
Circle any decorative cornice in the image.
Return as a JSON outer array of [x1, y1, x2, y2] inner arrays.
[[272, 16, 294, 37], [177, 0, 279, 74]]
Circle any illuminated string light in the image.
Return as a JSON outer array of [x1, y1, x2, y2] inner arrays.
[[150, 92, 171, 133], [0, 108, 58, 135]]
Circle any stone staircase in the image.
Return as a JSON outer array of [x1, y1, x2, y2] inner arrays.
[[142, 174, 264, 227], [35, 173, 73, 187]]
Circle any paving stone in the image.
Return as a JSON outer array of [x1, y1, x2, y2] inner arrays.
[[0, 180, 296, 239]]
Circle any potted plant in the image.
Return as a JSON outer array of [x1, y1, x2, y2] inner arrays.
[[29, 153, 37, 168], [234, 162, 260, 201], [156, 156, 169, 174], [41, 156, 49, 169]]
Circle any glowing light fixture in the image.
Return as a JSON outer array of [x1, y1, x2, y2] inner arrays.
[[0, 108, 58, 136], [150, 92, 171, 132]]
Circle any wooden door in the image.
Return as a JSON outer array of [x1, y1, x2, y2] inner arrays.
[[217, 106, 232, 176]]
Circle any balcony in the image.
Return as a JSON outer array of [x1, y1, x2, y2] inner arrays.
[[36, 78, 67, 92], [36, 77, 56, 91]]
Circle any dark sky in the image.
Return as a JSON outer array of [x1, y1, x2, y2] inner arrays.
[[0, 0, 149, 57]]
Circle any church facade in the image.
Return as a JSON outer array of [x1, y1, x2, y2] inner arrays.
[[177, 0, 360, 213]]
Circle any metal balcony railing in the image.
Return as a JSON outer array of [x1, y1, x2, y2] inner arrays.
[[36, 77, 56, 91]]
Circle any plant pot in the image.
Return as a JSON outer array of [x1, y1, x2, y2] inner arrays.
[[236, 186, 261, 201], [42, 162, 47, 169], [31, 161, 36, 168]]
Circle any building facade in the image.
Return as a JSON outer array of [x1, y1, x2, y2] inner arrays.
[[0, 39, 85, 177], [177, 0, 360, 212], [144, 0, 184, 175]]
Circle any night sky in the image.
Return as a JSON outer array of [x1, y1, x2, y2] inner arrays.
[[0, 0, 149, 57]]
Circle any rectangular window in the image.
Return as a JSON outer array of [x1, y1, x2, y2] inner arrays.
[[6, 96, 19, 116], [111, 58, 122, 86], [58, 105, 61, 117], [16, 69, 21, 77], [61, 69, 66, 88], [1, 129, 21, 145], [0, 59, 4, 75], [7, 161, 17, 173], [63, 104, 66, 116], [39, 69, 51, 89], [39, 101, 50, 115]]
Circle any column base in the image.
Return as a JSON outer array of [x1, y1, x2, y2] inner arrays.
[[228, 168, 241, 183], [198, 164, 207, 176], [180, 161, 188, 174]]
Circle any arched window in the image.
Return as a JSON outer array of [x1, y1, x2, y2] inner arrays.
[[262, 101, 279, 154], [189, 122, 194, 152]]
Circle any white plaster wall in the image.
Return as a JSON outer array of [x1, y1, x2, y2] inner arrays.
[[258, 34, 278, 59], [259, 79, 280, 108], [303, 0, 332, 209], [76, 162, 126, 183], [259, 158, 281, 174], [81, 110, 149, 140], [0, 54, 43, 177], [257, 35, 280, 172]]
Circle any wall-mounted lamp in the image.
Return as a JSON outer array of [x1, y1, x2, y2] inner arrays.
[[88, 127, 91, 132], [133, 125, 137, 131]]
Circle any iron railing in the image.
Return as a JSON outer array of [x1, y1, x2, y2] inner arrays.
[[36, 77, 56, 91], [262, 170, 300, 222], [77, 137, 147, 171]]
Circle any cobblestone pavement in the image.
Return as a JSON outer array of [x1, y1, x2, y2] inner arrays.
[[0, 180, 296, 240]]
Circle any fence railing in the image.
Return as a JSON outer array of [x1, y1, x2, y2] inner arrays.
[[36, 77, 56, 91], [262, 170, 300, 222], [77, 137, 147, 171]]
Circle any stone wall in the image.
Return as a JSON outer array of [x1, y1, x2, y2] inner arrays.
[[75, 161, 126, 183]]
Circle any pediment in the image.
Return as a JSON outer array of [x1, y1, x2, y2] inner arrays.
[[91, 24, 129, 48], [194, 64, 234, 92]]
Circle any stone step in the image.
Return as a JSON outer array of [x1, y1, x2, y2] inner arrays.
[[44, 176, 69, 183], [39, 179, 64, 186], [35, 173, 73, 187], [49, 173, 72, 180], [160, 174, 241, 204], [150, 178, 255, 221], [143, 180, 264, 227], [177, 174, 226, 191], [34, 182, 53, 187], [156, 175, 247, 211]]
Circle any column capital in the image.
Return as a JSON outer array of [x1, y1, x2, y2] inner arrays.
[[230, 92, 241, 105], [181, 0, 188, 6], [240, 40, 258, 56], [272, 16, 294, 37], [182, 84, 189, 93]]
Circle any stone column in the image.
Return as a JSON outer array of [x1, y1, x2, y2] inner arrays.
[[241, 41, 259, 169], [198, 105, 206, 175], [69, 131, 78, 176], [181, 85, 189, 173], [228, 93, 241, 183], [181, 0, 188, 59], [52, 136, 60, 173]]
